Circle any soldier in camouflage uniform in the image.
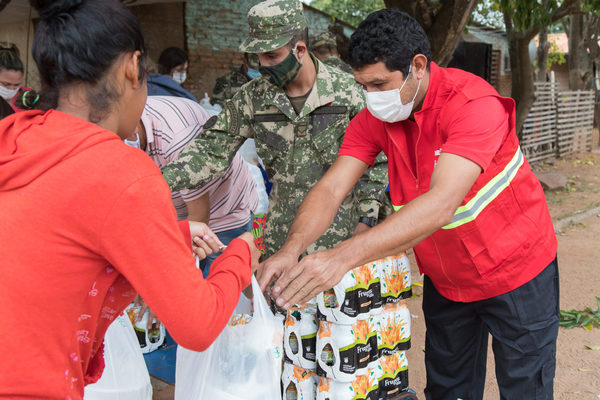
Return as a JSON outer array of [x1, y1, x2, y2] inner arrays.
[[310, 31, 353, 74], [211, 53, 261, 108], [162, 0, 388, 288]]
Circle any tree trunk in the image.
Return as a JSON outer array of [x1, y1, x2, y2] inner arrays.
[[502, 0, 578, 138], [536, 25, 550, 82], [566, 10, 588, 90], [384, 0, 478, 66], [507, 32, 537, 140]]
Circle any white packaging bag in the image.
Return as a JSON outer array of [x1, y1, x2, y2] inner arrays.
[[175, 276, 284, 400], [84, 314, 152, 400]]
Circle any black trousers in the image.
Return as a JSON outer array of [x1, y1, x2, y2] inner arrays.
[[423, 258, 559, 400]]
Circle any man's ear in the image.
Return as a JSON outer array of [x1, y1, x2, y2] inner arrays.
[[296, 40, 308, 60], [412, 54, 428, 80]]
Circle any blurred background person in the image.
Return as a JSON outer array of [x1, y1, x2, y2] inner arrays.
[[0, 45, 33, 112], [211, 52, 261, 108], [310, 31, 353, 74], [147, 46, 197, 101]]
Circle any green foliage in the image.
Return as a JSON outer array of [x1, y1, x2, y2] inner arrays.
[[582, 0, 600, 15], [309, 0, 385, 27], [472, 0, 505, 29], [560, 297, 600, 331], [499, 0, 562, 32], [546, 41, 566, 68]]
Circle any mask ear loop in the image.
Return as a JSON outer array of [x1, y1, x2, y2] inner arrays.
[[292, 44, 303, 65]]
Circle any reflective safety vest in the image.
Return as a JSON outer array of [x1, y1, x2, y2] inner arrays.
[[387, 64, 556, 302]]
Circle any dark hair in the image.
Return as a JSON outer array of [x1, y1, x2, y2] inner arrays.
[[14, 89, 40, 110], [0, 97, 14, 120], [286, 27, 310, 50], [158, 47, 188, 75], [30, 0, 146, 121], [0, 45, 24, 73], [348, 9, 431, 76]]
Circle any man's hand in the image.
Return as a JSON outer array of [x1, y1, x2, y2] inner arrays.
[[272, 249, 347, 310], [189, 221, 224, 259], [236, 232, 262, 273], [257, 250, 299, 292]]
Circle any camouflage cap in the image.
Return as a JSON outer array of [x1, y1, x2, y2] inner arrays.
[[311, 31, 337, 50], [239, 0, 308, 53]]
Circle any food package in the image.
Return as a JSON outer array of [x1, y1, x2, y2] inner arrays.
[[376, 351, 409, 398], [315, 319, 379, 382], [317, 263, 382, 325], [284, 308, 319, 370], [376, 301, 411, 357], [282, 362, 318, 400], [315, 370, 380, 400], [379, 255, 412, 304]]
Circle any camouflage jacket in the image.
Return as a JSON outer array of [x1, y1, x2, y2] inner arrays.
[[163, 56, 388, 257], [211, 66, 250, 108], [321, 56, 353, 75]]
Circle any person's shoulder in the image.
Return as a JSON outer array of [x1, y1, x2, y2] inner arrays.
[[235, 76, 272, 102], [111, 146, 163, 183], [320, 60, 354, 82], [147, 95, 198, 108], [349, 107, 378, 129]]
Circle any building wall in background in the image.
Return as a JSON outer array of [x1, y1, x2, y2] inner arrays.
[[129, 2, 186, 71], [185, 0, 261, 99]]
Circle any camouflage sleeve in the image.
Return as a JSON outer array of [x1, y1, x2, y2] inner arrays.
[[211, 76, 228, 108], [356, 152, 388, 220], [349, 83, 388, 221], [162, 87, 254, 192]]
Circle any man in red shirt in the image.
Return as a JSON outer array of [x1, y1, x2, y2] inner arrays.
[[260, 9, 558, 399]]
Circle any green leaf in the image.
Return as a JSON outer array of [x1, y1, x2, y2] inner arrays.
[[584, 345, 600, 350]]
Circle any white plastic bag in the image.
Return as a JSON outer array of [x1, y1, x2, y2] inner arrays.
[[124, 304, 166, 354], [84, 314, 152, 400], [175, 276, 284, 400], [199, 92, 223, 116]]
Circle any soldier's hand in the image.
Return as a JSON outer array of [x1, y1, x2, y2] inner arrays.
[[273, 249, 346, 310], [257, 250, 298, 292]]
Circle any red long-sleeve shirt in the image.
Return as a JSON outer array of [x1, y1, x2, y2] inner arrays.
[[0, 110, 251, 399]]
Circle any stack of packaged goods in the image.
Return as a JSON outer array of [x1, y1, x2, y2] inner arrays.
[[282, 254, 413, 400], [282, 302, 320, 399]]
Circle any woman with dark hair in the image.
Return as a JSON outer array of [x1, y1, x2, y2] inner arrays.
[[0, 1, 260, 398], [147, 46, 198, 101], [0, 96, 14, 119], [158, 46, 189, 81], [0, 45, 34, 112]]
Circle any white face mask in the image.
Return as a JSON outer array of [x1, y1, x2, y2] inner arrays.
[[0, 85, 19, 101], [123, 132, 141, 149], [172, 72, 186, 84], [365, 65, 421, 123]]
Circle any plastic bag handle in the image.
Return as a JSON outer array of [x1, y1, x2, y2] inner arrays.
[[250, 275, 276, 323]]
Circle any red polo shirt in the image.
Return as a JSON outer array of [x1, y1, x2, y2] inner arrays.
[[339, 63, 557, 302]]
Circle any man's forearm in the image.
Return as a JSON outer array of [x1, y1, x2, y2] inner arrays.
[[328, 189, 455, 272]]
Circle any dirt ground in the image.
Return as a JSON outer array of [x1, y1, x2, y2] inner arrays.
[[153, 149, 600, 400]]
